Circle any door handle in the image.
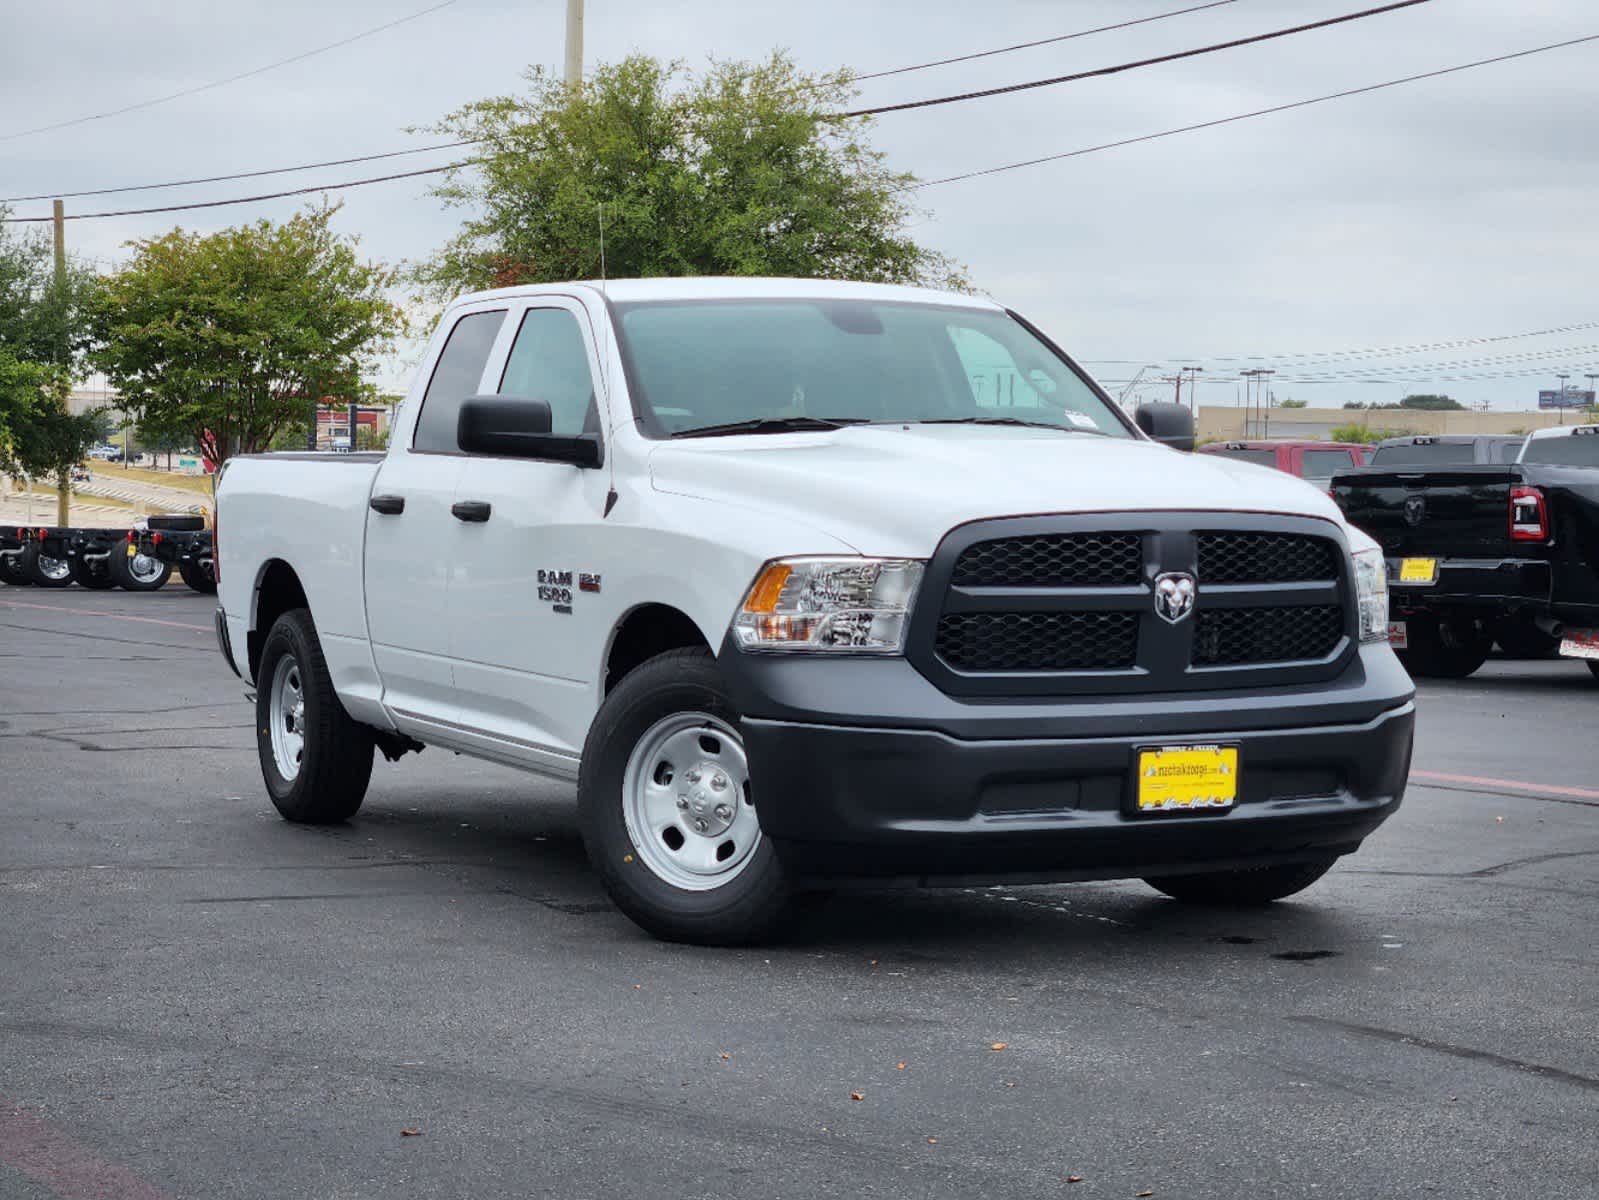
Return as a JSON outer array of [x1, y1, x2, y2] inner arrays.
[[451, 500, 492, 523], [369, 494, 405, 515]]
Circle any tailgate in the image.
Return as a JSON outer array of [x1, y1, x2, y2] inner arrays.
[[1333, 466, 1519, 559]]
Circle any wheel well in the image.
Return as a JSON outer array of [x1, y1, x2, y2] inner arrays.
[[605, 604, 710, 693], [247, 560, 308, 681]]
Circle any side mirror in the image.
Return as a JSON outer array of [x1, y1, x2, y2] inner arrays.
[[456, 395, 603, 468], [1135, 402, 1195, 452]]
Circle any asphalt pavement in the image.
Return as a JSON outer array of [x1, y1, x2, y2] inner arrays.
[[1, 587, 1595, 1199]]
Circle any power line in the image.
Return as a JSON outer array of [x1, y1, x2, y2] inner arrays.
[[0, 140, 478, 205], [6, 24, 1594, 226], [852, 0, 1242, 81], [843, 0, 1430, 118], [906, 31, 1599, 189], [0, 0, 459, 144], [0, 3, 1243, 204]]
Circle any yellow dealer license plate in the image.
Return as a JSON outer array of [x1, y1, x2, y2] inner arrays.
[[1397, 557, 1438, 585], [1136, 745, 1239, 812]]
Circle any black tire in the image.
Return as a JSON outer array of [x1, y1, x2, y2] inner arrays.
[[21, 544, 73, 588], [1397, 612, 1491, 679], [578, 647, 792, 945], [178, 559, 217, 594], [0, 553, 33, 586], [69, 556, 118, 589], [1493, 616, 1561, 659], [109, 547, 172, 591], [255, 608, 374, 824], [1586, 660, 1599, 683], [1145, 858, 1336, 906]]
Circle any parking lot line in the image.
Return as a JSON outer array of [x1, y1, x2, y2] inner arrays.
[[0, 599, 209, 633], [1411, 767, 1599, 802]]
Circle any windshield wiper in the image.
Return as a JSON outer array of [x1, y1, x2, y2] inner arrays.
[[671, 416, 869, 439], [916, 416, 1106, 435]]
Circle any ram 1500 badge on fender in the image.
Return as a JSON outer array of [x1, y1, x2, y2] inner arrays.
[[214, 277, 1415, 944]]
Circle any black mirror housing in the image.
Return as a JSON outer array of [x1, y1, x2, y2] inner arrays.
[[456, 395, 603, 468], [1135, 402, 1196, 452]]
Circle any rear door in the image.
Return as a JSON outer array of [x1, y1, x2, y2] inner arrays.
[[445, 297, 615, 768], [365, 304, 507, 724]]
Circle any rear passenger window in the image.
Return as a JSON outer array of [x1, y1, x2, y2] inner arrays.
[[412, 310, 506, 452], [498, 308, 598, 436]]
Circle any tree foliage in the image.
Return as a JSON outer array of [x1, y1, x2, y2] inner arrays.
[[91, 203, 404, 463], [1328, 422, 1414, 445], [415, 54, 966, 295]]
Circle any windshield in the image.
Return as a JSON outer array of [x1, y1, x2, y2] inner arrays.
[[1521, 432, 1599, 466], [1368, 441, 1476, 466], [613, 299, 1132, 438]]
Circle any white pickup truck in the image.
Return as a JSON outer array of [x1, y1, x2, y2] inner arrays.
[[215, 277, 1415, 943]]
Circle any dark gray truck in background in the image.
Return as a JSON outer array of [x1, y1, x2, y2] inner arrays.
[[1332, 428, 1599, 679]]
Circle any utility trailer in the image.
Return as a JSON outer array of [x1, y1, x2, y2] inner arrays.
[[132, 513, 215, 594]]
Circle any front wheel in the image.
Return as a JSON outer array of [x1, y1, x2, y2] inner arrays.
[[110, 547, 172, 591], [255, 608, 374, 823], [178, 559, 217, 594], [1145, 858, 1336, 906], [21, 545, 73, 588], [578, 648, 791, 945]]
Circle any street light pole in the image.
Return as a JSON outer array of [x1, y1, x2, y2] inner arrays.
[[1557, 374, 1570, 426], [565, 0, 584, 86]]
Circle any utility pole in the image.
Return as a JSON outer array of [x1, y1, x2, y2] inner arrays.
[[1587, 374, 1597, 419], [1557, 374, 1570, 426], [564, 0, 584, 86], [51, 200, 71, 527], [1180, 366, 1205, 416]]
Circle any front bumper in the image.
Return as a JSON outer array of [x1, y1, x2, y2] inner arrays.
[[722, 640, 1416, 885]]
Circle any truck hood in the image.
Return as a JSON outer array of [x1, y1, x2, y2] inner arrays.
[[648, 424, 1349, 556]]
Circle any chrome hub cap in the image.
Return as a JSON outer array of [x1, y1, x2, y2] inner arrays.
[[621, 712, 758, 891], [128, 553, 162, 582], [39, 555, 69, 581], [268, 655, 306, 781]]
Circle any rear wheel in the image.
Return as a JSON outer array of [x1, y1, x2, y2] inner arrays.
[[178, 559, 217, 594], [1397, 612, 1492, 679], [255, 608, 374, 823], [0, 553, 33, 586], [110, 547, 171, 591], [1145, 858, 1336, 906], [578, 648, 791, 945], [69, 556, 117, 589], [1493, 616, 1561, 659], [1586, 660, 1599, 682], [21, 545, 73, 588]]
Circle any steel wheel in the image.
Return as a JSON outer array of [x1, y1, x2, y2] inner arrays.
[[126, 553, 164, 584], [37, 555, 70, 582], [621, 711, 759, 891], [268, 654, 307, 782]]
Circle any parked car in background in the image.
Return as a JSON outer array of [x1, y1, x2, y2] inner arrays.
[[1198, 440, 1370, 491], [216, 276, 1413, 945], [1331, 428, 1599, 678]]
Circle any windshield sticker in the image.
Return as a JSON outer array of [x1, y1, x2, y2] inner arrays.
[[1065, 411, 1099, 429]]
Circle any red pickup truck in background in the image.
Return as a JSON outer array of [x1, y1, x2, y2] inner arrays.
[[1199, 440, 1370, 491]]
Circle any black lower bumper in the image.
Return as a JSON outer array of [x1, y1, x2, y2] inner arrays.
[[723, 641, 1416, 885]]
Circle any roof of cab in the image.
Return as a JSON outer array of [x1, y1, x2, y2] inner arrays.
[[445, 276, 1005, 311], [1525, 423, 1599, 441]]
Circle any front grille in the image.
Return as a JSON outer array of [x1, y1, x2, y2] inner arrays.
[[952, 533, 1141, 588], [1197, 532, 1338, 583], [918, 515, 1354, 696], [935, 611, 1139, 671], [1193, 605, 1343, 666]]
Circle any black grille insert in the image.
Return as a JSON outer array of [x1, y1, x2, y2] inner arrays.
[[952, 533, 1141, 588], [936, 611, 1140, 672], [1197, 532, 1338, 584], [1194, 605, 1342, 666]]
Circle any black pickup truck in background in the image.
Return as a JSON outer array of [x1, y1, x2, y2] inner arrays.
[[1332, 429, 1599, 680]]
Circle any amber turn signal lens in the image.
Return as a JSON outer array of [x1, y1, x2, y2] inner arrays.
[[742, 563, 793, 614]]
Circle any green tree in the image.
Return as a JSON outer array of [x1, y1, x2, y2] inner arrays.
[[415, 54, 965, 295], [1329, 422, 1414, 445], [91, 203, 404, 464], [0, 348, 48, 463], [1278, 397, 1307, 409], [1398, 393, 1464, 411]]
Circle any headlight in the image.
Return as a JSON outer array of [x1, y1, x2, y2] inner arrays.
[[731, 557, 924, 653], [1351, 546, 1389, 643]]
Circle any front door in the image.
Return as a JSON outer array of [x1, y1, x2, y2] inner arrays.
[[446, 298, 615, 768], [365, 304, 507, 724]]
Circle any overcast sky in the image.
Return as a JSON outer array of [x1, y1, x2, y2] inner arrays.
[[3, 0, 1596, 409]]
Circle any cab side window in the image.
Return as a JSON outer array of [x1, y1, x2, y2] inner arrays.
[[498, 308, 598, 436], [412, 310, 506, 452]]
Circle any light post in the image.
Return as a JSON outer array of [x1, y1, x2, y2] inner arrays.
[[1557, 374, 1570, 426]]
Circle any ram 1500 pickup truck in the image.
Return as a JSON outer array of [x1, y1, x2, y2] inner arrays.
[[1332, 427, 1599, 679], [216, 278, 1415, 943]]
